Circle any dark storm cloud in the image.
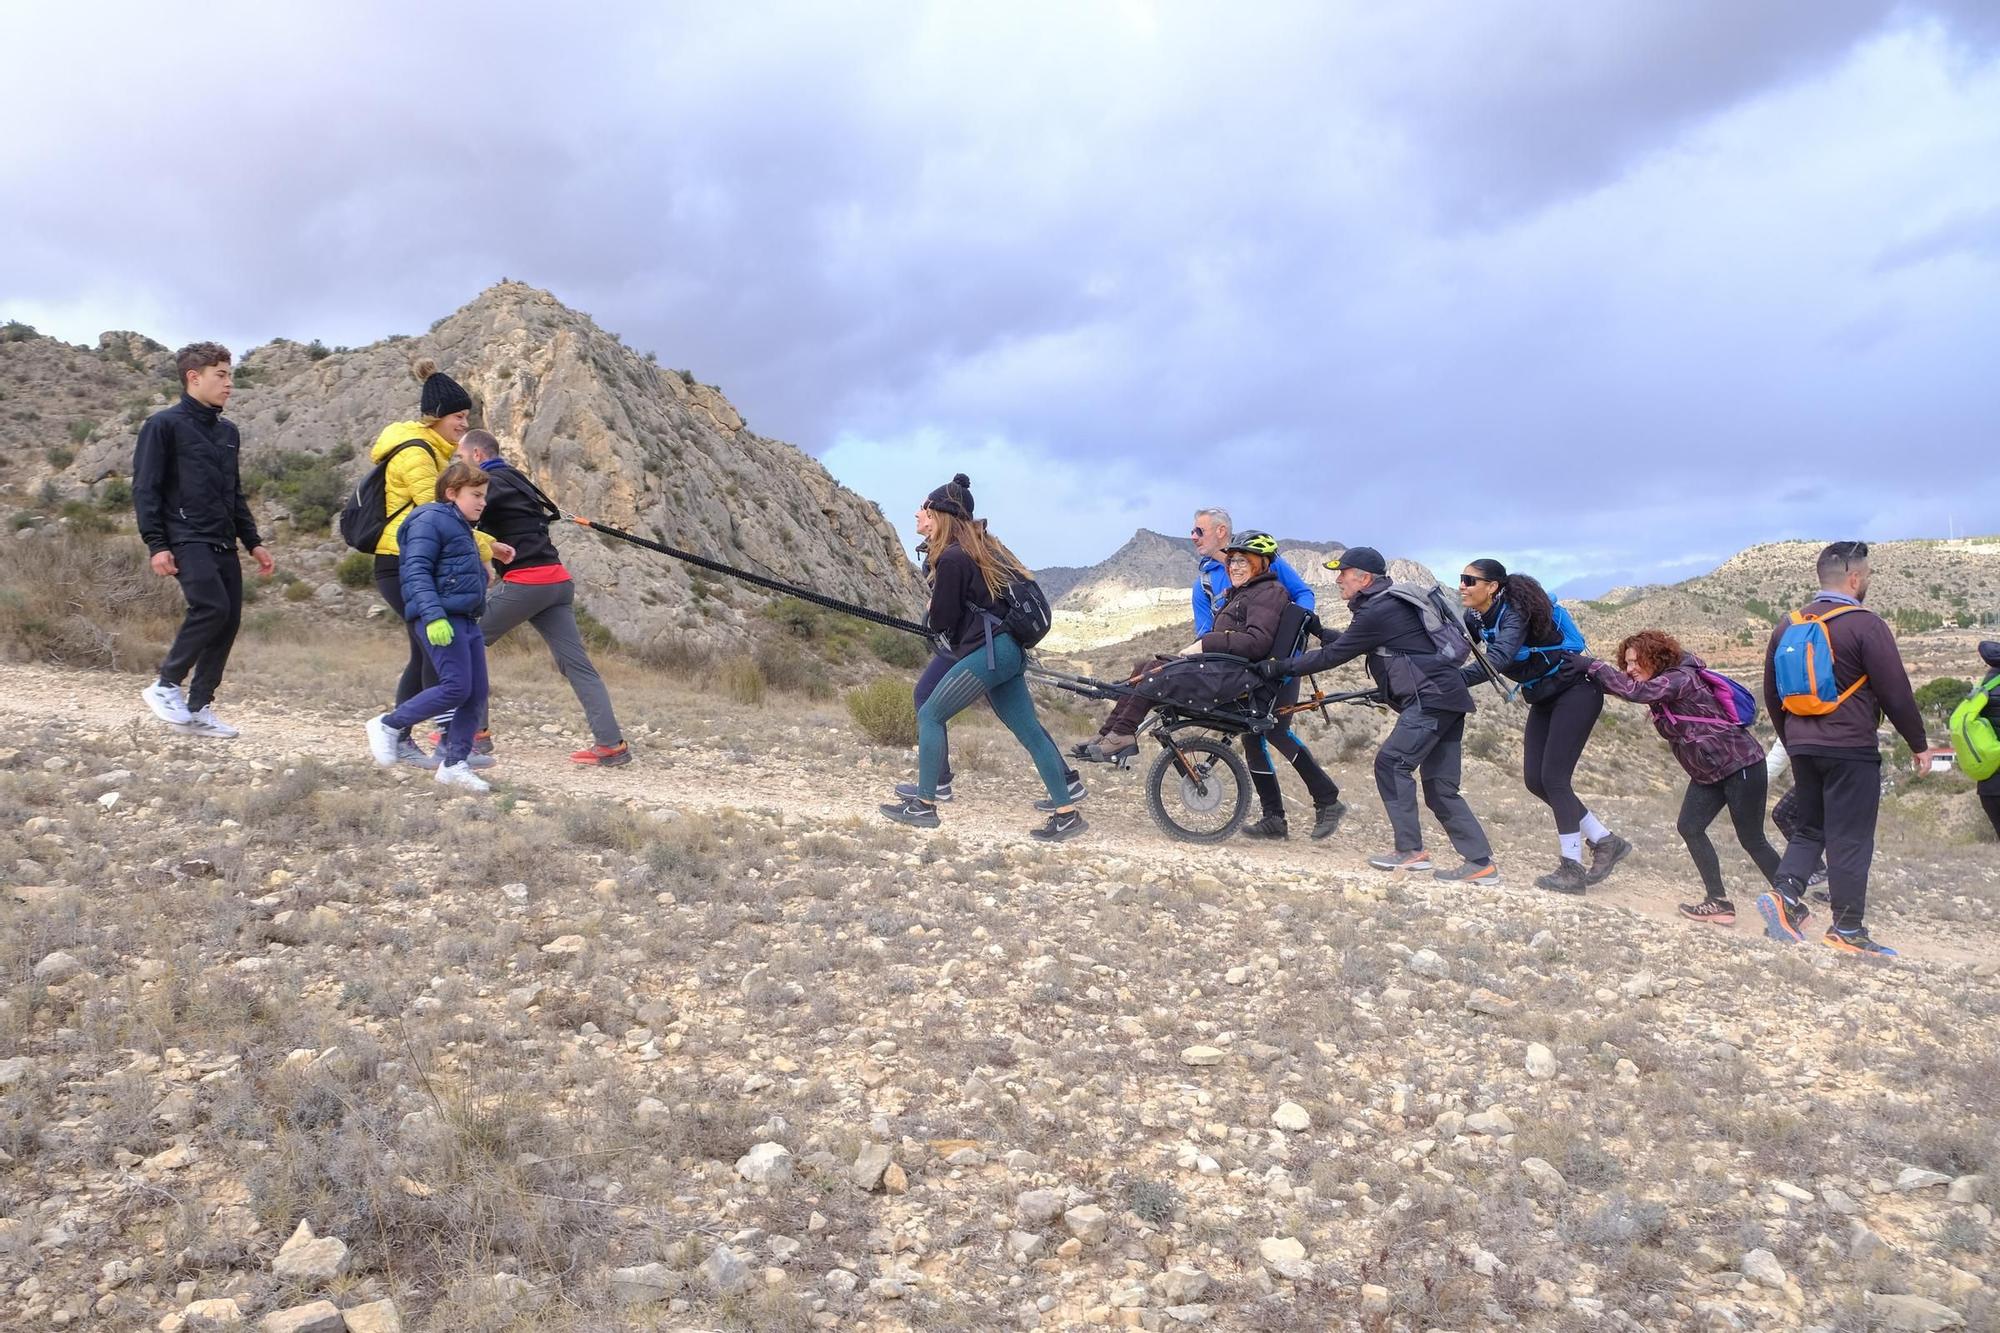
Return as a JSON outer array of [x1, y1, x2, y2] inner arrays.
[[3, 1, 1997, 583]]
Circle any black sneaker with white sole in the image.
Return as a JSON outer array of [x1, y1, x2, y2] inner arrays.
[[895, 780, 953, 802], [879, 797, 940, 829], [1029, 810, 1088, 842]]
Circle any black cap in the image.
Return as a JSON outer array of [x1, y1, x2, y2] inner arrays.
[[1324, 545, 1386, 576], [925, 473, 974, 518]]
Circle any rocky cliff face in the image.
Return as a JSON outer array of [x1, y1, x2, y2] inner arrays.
[[16, 283, 924, 652]]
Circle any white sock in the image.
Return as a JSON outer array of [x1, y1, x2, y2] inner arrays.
[[1559, 831, 1583, 863], [1579, 811, 1611, 842]]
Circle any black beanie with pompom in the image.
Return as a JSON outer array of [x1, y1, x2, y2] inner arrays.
[[924, 473, 974, 518], [412, 357, 473, 419]]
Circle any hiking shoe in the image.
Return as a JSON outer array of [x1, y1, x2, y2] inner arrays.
[[571, 741, 633, 767], [431, 729, 494, 756], [1806, 869, 1830, 903], [1584, 832, 1632, 885], [1029, 810, 1088, 842], [1756, 887, 1811, 943], [1033, 778, 1089, 813], [879, 797, 940, 829], [461, 752, 497, 771], [1434, 860, 1501, 885], [1240, 814, 1290, 840], [1079, 736, 1138, 764], [142, 680, 193, 725], [1310, 801, 1348, 841], [1680, 898, 1737, 925], [434, 761, 491, 794], [1824, 925, 1898, 958], [366, 715, 401, 767], [1368, 850, 1433, 872], [397, 735, 440, 769], [897, 780, 953, 803], [173, 706, 239, 739], [1534, 859, 1589, 895]]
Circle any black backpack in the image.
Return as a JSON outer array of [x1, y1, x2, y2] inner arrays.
[[992, 577, 1052, 650], [337, 440, 434, 552]]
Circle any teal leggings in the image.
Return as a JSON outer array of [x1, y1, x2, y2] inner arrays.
[[917, 634, 1070, 804]]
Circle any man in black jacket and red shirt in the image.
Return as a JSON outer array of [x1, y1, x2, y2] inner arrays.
[[1757, 541, 1943, 958], [448, 430, 630, 766], [133, 343, 275, 738], [1262, 547, 1499, 884]]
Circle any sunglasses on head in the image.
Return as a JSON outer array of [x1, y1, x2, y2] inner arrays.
[[1829, 540, 1869, 559]]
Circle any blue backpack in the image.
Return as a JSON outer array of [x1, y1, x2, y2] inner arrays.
[[1484, 599, 1586, 696]]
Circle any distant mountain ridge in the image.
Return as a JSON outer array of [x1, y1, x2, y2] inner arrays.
[[1038, 528, 1348, 607]]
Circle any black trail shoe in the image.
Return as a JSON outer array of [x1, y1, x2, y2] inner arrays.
[[1310, 801, 1348, 841], [879, 797, 940, 829], [1030, 810, 1088, 842], [1535, 859, 1589, 895], [1240, 814, 1289, 840]]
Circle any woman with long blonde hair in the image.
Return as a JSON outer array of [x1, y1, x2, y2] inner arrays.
[[880, 475, 1085, 841]]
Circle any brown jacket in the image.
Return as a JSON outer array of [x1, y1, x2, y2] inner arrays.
[[1761, 596, 1927, 758], [1199, 570, 1290, 659]]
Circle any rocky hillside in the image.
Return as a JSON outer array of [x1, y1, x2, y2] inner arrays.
[[1570, 537, 2000, 659], [0, 285, 924, 652]]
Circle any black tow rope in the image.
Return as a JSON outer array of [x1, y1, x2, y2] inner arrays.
[[569, 517, 934, 640]]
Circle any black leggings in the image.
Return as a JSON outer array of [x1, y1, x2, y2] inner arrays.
[[1244, 676, 1340, 816], [1678, 762, 1781, 901], [1522, 681, 1603, 834], [374, 559, 437, 738], [1983, 792, 2000, 841]]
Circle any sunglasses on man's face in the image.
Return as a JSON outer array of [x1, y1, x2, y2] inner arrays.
[[1191, 526, 1207, 538]]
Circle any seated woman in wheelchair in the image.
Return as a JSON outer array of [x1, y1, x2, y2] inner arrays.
[[1071, 532, 1294, 762]]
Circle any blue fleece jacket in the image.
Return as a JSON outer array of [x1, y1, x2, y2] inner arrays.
[[1193, 555, 1314, 635]]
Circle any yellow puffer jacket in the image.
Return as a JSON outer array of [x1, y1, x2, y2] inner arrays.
[[368, 421, 494, 560]]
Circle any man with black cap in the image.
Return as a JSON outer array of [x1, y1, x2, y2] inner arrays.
[[1259, 547, 1500, 884]]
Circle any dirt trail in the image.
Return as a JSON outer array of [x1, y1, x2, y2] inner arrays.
[[10, 660, 1991, 968]]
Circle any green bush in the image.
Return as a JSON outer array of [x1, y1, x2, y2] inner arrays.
[[574, 603, 618, 652], [305, 339, 331, 361], [1916, 676, 1973, 718], [335, 551, 374, 589], [283, 580, 315, 603], [245, 449, 350, 532], [0, 320, 35, 343], [45, 445, 74, 469], [56, 500, 113, 534], [66, 419, 93, 444], [845, 678, 917, 747], [869, 626, 927, 669], [97, 478, 131, 510]]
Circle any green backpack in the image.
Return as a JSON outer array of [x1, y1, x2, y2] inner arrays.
[[1949, 673, 2000, 780]]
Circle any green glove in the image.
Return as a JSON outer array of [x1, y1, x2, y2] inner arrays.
[[425, 619, 454, 647]]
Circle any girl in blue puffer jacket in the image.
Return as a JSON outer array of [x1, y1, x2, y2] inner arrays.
[[365, 461, 494, 792]]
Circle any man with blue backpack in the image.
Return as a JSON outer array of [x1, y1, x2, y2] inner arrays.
[[1757, 541, 1943, 958]]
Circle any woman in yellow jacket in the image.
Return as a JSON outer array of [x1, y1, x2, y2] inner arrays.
[[372, 360, 510, 766]]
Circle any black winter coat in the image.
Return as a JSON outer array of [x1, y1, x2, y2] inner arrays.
[[131, 395, 263, 554], [474, 462, 564, 576], [1279, 579, 1475, 714]]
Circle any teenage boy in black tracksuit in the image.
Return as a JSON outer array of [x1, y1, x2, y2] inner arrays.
[[133, 343, 275, 738], [1261, 547, 1498, 884]]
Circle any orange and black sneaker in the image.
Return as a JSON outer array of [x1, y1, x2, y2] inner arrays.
[[1824, 925, 1898, 958], [570, 741, 633, 767], [1755, 885, 1810, 943]]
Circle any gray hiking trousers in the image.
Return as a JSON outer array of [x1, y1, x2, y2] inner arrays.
[[1374, 707, 1491, 864], [476, 578, 623, 745]]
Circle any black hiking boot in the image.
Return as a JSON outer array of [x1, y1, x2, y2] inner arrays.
[[1310, 801, 1348, 841], [1030, 810, 1088, 842], [1240, 814, 1289, 840], [1534, 858, 1589, 895], [1584, 832, 1632, 885], [879, 797, 940, 829]]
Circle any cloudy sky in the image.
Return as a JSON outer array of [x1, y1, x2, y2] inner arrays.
[[5, 2, 1997, 592]]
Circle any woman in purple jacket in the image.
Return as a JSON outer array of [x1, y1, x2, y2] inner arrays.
[[1584, 629, 1780, 925]]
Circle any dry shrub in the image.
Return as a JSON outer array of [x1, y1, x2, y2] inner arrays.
[[720, 653, 766, 704], [845, 677, 917, 746], [0, 530, 183, 668]]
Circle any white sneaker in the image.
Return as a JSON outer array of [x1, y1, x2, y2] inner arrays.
[[365, 714, 401, 767], [174, 706, 239, 739], [434, 761, 491, 794], [142, 681, 192, 725]]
